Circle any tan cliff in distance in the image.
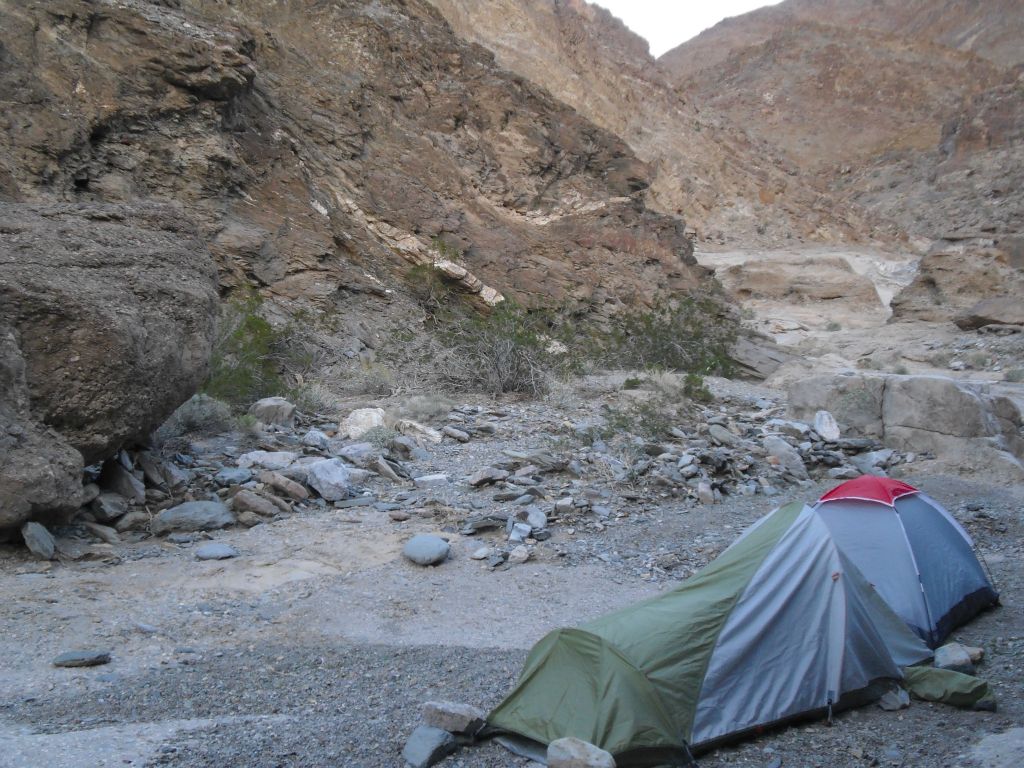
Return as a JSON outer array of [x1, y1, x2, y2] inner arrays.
[[661, 0, 1024, 244]]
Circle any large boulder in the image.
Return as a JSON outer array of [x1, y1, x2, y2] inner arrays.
[[789, 372, 1024, 479], [0, 203, 218, 530]]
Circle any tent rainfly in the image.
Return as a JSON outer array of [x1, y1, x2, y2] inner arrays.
[[813, 476, 999, 648], [486, 503, 932, 766]]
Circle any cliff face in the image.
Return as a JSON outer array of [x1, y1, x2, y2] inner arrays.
[[430, 0, 872, 246], [0, 0, 707, 315], [660, 0, 1024, 243]]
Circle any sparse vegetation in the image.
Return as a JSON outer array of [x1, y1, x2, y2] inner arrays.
[[1005, 368, 1024, 383], [825, 321, 842, 332]]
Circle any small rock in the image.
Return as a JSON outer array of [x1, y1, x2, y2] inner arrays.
[[508, 521, 532, 543], [963, 645, 985, 664], [305, 459, 353, 501], [231, 489, 279, 517], [708, 423, 740, 447], [83, 521, 121, 545], [21, 522, 55, 560], [151, 501, 234, 535], [248, 396, 296, 427], [195, 542, 238, 561], [547, 737, 615, 768], [470, 546, 491, 560], [87, 492, 128, 523], [389, 510, 411, 522], [827, 466, 861, 480], [100, 460, 145, 504], [401, 725, 456, 768], [215, 467, 253, 487], [878, 686, 910, 711], [115, 511, 151, 533], [339, 407, 385, 439], [414, 473, 449, 489], [81, 482, 101, 505], [403, 535, 450, 566], [697, 481, 714, 505], [373, 456, 403, 482], [237, 451, 300, 471], [421, 701, 485, 734], [467, 467, 510, 487], [934, 642, 976, 674], [302, 428, 331, 451], [553, 497, 574, 514], [814, 410, 841, 441], [258, 470, 309, 500], [394, 419, 444, 445], [442, 425, 470, 443], [52, 650, 111, 668], [508, 545, 530, 564], [763, 436, 809, 480], [235, 510, 263, 528]]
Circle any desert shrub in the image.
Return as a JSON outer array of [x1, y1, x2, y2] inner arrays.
[[593, 296, 737, 376], [1004, 368, 1024, 383], [203, 291, 288, 409], [437, 300, 551, 396], [891, 364, 909, 375], [825, 321, 842, 332], [157, 394, 233, 439], [361, 425, 400, 450], [391, 393, 455, 423]]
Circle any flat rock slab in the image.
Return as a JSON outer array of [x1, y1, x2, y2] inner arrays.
[[403, 535, 450, 566], [151, 501, 234, 535], [548, 737, 615, 768], [52, 650, 111, 668], [421, 701, 485, 734], [402, 725, 456, 768], [195, 542, 239, 560], [970, 727, 1024, 768], [21, 521, 55, 560]]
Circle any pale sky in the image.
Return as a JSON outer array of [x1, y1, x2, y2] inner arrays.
[[592, 1, 783, 57]]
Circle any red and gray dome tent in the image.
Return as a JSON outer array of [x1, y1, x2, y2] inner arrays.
[[813, 476, 999, 647]]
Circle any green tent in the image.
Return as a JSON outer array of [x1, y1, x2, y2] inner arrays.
[[486, 503, 932, 766]]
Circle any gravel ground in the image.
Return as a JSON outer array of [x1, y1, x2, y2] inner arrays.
[[1, 378, 1021, 768]]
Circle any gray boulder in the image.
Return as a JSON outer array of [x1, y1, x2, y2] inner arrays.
[[403, 535, 450, 566], [151, 501, 234, 534], [248, 396, 296, 427], [0, 203, 218, 467], [421, 701, 485, 734], [402, 725, 456, 768], [305, 459, 352, 501], [195, 542, 238, 560], [763, 436, 808, 480]]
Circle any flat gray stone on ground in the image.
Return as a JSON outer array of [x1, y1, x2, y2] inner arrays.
[[814, 410, 841, 441], [90, 492, 128, 523], [414, 473, 449, 489], [401, 725, 456, 768], [421, 700, 485, 734], [52, 650, 111, 668], [970, 727, 1024, 768], [934, 642, 976, 674], [214, 467, 253, 487], [195, 542, 238, 560], [151, 501, 234, 535], [548, 737, 615, 768], [21, 522, 55, 560], [402, 535, 450, 566]]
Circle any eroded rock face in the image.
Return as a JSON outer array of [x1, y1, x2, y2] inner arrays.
[[0, 203, 217, 530], [0, 330, 83, 530], [0, 0, 708, 318], [891, 239, 1024, 324]]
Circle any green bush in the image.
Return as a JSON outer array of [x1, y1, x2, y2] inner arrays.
[[594, 296, 737, 376], [202, 291, 286, 408], [1005, 368, 1024, 383]]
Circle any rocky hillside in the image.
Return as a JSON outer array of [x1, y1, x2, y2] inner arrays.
[[661, 0, 1024, 243], [430, 0, 874, 245], [1, 0, 707, 317], [1, 0, 724, 533]]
